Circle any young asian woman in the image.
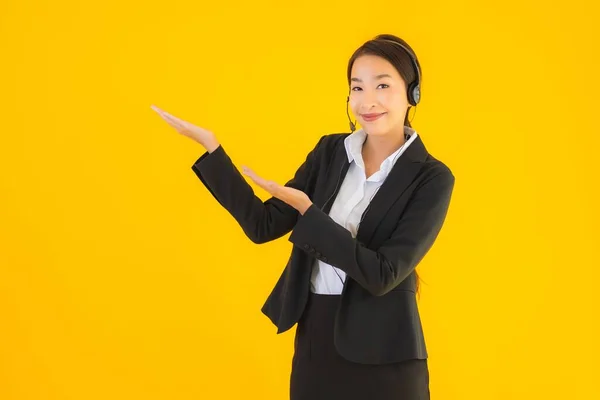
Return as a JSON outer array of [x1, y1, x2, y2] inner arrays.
[[152, 33, 455, 400]]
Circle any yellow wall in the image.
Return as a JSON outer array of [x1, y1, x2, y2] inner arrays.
[[1, 1, 598, 399]]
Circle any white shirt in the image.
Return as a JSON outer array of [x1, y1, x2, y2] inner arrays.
[[309, 126, 419, 294]]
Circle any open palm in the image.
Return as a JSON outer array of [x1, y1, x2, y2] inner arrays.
[[241, 166, 312, 215]]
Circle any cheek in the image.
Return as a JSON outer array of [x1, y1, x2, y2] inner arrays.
[[377, 90, 403, 106], [349, 99, 359, 114]]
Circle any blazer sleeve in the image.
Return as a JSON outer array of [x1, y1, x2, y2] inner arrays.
[[288, 168, 455, 296], [191, 135, 325, 244]]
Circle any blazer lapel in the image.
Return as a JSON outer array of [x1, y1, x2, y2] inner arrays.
[[315, 133, 429, 247], [315, 141, 351, 214], [356, 134, 429, 247]]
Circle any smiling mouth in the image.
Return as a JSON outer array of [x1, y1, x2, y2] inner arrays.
[[361, 113, 386, 121]]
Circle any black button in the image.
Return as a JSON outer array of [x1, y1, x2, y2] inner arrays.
[[315, 252, 322, 258], [308, 248, 315, 253], [322, 257, 328, 262], [303, 244, 310, 249]]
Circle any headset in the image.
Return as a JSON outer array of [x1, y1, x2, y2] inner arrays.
[[346, 39, 422, 132]]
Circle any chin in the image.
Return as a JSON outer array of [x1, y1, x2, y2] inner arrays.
[[363, 124, 391, 136]]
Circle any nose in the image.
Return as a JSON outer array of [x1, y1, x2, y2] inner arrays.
[[360, 91, 379, 111]]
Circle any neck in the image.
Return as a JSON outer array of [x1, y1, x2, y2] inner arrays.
[[361, 127, 408, 164]]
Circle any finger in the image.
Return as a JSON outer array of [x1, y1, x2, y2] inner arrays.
[[151, 106, 184, 126], [162, 110, 187, 125], [161, 113, 184, 129], [151, 105, 172, 122], [151, 105, 167, 119], [242, 166, 262, 183], [156, 114, 183, 130], [155, 110, 185, 131], [242, 166, 276, 192]]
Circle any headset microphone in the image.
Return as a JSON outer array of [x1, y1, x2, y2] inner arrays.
[[346, 96, 356, 132]]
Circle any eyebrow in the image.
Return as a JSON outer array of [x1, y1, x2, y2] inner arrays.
[[350, 74, 393, 83]]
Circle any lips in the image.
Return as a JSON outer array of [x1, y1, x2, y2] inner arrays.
[[361, 113, 386, 122]]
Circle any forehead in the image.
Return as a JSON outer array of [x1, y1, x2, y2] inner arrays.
[[351, 54, 400, 80]]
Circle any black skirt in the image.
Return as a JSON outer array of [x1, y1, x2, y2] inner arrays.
[[290, 292, 430, 400]]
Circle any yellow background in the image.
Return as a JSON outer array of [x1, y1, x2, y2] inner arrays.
[[1, 0, 598, 399]]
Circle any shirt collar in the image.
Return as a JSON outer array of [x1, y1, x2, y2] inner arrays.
[[343, 126, 419, 175]]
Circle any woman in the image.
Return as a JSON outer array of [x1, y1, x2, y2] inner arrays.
[[152, 33, 455, 400]]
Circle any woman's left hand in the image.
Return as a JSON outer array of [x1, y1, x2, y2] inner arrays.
[[241, 166, 313, 215]]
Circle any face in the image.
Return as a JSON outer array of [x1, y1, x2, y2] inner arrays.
[[349, 54, 409, 137]]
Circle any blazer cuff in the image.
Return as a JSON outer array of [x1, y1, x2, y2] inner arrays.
[[191, 144, 225, 176], [288, 203, 353, 262]]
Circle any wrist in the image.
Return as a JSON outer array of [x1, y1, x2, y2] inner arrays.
[[203, 136, 220, 153], [299, 200, 313, 215]]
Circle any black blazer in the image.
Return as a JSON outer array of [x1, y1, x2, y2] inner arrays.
[[191, 132, 455, 365]]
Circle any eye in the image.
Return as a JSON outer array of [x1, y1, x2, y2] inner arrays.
[[350, 84, 389, 91]]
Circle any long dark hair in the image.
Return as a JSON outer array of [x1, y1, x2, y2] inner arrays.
[[347, 34, 424, 294], [346, 34, 422, 129]]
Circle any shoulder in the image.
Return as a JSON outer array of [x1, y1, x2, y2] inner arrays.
[[406, 133, 455, 188], [318, 132, 350, 146], [312, 132, 350, 155], [418, 152, 455, 191]]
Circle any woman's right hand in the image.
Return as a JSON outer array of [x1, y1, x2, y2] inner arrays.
[[151, 105, 220, 152]]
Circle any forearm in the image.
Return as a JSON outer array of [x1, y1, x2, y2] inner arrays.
[[288, 171, 455, 296], [288, 204, 404, 295], [191, 145, 299, 243]]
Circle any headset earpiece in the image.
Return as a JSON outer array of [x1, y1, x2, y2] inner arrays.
[[407, 81, 420, 106]]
